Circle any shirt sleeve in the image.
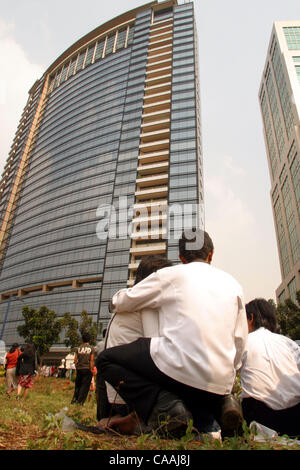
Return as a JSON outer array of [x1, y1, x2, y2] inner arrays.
[[110, 271, 164, 314], [233, 295, 248, 372]]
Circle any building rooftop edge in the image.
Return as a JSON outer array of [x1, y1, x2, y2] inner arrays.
[[43, 0, 179, 79], [43, 1, 158, 80]]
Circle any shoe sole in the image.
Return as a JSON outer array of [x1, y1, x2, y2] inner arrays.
[[221, 410, 243, 436], [74, 422, 108, 434]]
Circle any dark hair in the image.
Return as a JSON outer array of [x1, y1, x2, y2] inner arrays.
[[134, 255, 173, 285], [102, 328, 107, 338], [9, 343, 19, 354], [82, 332, 91, 343], [179, 229, 214, 263], [22, 343, 36, 358], [245, 298, 279, 333]]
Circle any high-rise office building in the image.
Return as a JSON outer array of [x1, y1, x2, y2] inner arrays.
[[0, 0, 203, 346], [259, 21, 300, 303]]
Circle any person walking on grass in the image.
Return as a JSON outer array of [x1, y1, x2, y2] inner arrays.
[[5, 343, 21, 398], [71, 333, 95, 405], [16, 343, 37, 400]]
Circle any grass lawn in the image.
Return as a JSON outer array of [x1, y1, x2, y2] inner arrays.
[[0, 372, 299, 451]]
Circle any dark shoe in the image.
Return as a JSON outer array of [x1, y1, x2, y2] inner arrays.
[[74, 422, 107, 434], [220, 394, 243, 437], [143, 390, 193, 438]]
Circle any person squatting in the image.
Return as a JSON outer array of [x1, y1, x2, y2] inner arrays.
[[93, 229, 300, 440]]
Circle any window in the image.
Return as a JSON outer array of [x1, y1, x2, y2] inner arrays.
[[170, 162, 196, 175], [288, 277, 297, 303], [278, 290, 286, 304], [281, 177, 300, 264], [75, 50, 86, 73], [66, 57, 77, 79], [105, 33, 116, 56], [290, 154, 300, 215], [170, 139, 196, 152], [85, 44, 96, 66], [295, 65, 300, 84], [60, 63, 69, 83], [260, 90, 279, 178], [116, 29, 127, 50], [274, 197, 291, 277], [153, 7, 173, 22], [94, 39, 105, 61], [271, 43, 295, 139], [127, 25, 135, 46], [265, 68, 286, 161], [283, 27, 300, 50]]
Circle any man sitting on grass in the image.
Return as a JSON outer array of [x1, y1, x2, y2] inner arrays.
[[96, 229, 247, 438]]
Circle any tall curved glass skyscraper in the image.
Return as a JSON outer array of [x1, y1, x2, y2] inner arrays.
[[0, 0, 203, 347]]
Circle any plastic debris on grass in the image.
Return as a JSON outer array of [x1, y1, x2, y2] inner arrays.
[[250, 421, 300, 447]]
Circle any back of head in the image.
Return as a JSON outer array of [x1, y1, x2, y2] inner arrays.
[[22, 343, 35, 357], [81, 332, 91, 343], [245, 298, 279, 333], [179, 228, 214, 263], [9, 343, 19, 354], [134, 255, 173, 285]]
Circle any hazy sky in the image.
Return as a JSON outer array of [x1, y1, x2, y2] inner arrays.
[[0, 0, 299, 302]]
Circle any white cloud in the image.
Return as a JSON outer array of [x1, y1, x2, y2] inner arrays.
[[204, 158, 280, 302], [223, 155, 246, 176], [0, 18, 43, 173]]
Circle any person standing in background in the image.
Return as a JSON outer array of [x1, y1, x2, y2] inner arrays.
[[5, 343, 21, 397], [16, 343, 38, 400], [71, 333, 95, 405]]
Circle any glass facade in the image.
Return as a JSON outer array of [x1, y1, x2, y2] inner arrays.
[[283, 27, 300, 50], [271, 43, 295, 140], [0, 1, 203, 346], [260, 23, 300, 303], [168, 2, 202, 263], [295, 65, 300, 84]]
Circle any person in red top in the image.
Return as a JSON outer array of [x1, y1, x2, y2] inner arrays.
[[5, 343, 21, 397]]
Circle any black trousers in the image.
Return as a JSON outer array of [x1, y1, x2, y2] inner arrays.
[[95, 372, 129, 420], [72, 369, 92, 404], [97, 337, 224, 433], [242, 397, 300, 437]]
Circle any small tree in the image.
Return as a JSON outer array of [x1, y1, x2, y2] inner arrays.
[[60, 312, 80, 350], [17, 305, 62, 362], [277, 291, 300, 340], [61, 310, 100, 349], [79, 310, 99, 346]]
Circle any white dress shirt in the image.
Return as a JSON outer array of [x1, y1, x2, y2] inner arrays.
[[111, 261, 248, 395], [240, 327, 300, 410]]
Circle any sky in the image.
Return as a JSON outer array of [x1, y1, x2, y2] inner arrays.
[[0, 0, 299, 303]]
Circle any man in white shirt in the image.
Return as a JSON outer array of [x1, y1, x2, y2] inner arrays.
[[97, 229, 248, 437], [240, 298, 300, 437]]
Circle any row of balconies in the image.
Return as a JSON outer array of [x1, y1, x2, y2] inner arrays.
[[0, 276, 103, 302], [127, 17, 173, 282]]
